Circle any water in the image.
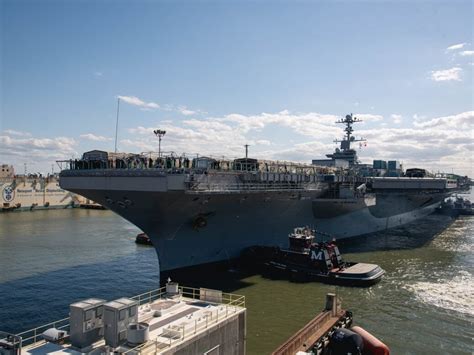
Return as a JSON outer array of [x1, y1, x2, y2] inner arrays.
[[0, 193, 473, 354], [0, 209, 160, 331]]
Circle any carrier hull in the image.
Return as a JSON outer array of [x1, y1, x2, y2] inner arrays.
[[60, 172, 446, 271], [312, 192, 445, 238]]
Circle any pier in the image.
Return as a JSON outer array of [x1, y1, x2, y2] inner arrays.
[[272, 294, 350, 355]]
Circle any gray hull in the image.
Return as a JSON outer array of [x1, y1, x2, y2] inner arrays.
[[60, 171, 446, 271], [60, 172, 324, 270], [313, 192, 445, 237], [314, 200, 442, 238]]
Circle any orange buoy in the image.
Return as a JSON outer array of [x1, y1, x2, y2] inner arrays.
[[351, 326, 390, 355]]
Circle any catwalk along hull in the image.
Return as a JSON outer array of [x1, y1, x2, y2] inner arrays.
[[60, 170, 447, 271], [1, 177, 83, 212]]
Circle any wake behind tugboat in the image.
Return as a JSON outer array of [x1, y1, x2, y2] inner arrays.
[[241, 227, 385, 287]]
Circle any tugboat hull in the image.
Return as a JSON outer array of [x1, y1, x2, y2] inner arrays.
[[327, 263, 385, 286], [264, 260, 384, 287], [241, 245, 385, 287]]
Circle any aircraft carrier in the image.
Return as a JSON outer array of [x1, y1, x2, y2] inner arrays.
[[59, 114, 463, 271]]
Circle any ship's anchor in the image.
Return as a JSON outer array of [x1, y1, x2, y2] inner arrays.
[[191, 212, 215, 230]]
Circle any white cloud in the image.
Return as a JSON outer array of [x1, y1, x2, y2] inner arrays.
[[258, 141, 335, 163], [0, 133, 78, 174], [255, 139, 271, 146], [218, 110, 339, 137], [3, 108, 472, 176], [412, 114, 426, 122], [79, 133, 111, 142], [94, 71, 103, 77], [459, 50, 474, 57], [413, 111, 474, 129], [117, 95, 160, 110], [391, 114, 402, 124], [162, 104, 174, 112], [446, 43, 466, 51], [430, 67, 462, 81], [125, 111, 377, 158], [123, 109, 473, 176], [355, 114, 383, 122], [358, 111, 474, 175], [178, 107, 196, 116], [116, 95, 206, 117], [2, 129, 32, 137], [125, 111, 339, 158], [0, 135, 76, 154]]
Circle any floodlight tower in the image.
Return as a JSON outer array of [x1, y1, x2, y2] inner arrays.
[[154, 129, 166, 157]]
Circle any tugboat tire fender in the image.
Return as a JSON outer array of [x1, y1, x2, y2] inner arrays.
[[351, 326, 390, 355]]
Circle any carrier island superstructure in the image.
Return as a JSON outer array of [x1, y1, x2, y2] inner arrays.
[[59, 114, 464, 271]]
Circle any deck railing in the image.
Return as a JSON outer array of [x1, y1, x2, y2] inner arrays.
[[128, 285, 245, 308], [14, 317, 70, 347], [57, 150, 334, 176], [122, 288, 245, 354]]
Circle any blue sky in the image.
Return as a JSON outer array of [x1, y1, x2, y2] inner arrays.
[[1, 0, 473, 176]]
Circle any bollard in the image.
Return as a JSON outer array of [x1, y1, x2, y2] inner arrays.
[[325, 293, 338, 317]]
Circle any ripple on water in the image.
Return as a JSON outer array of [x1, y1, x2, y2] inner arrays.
[[403, 270, 474, 317], [430, 221, 474, 254]]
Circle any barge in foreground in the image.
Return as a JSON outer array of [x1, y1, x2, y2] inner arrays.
[[241, 227, 385, 287], [0, 281, 246, 354]]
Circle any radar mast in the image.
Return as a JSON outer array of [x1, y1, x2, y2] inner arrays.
[[323, 113, 367, 165], [334, 114, 366, 151]]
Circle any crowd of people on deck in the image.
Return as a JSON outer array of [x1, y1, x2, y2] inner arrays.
[[70, 153, 332, 176], [71, 155, 193, 170]]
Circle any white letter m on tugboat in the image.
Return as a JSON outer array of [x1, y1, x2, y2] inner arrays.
[[310, 250, 323, 260]]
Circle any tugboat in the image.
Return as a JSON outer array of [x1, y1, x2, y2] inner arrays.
[[241, 227, 384, 287], [438, 195, 474, 217], [453, 196, 473, 215], [135, 232, 153, 245]]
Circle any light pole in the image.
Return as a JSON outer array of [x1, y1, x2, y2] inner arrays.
[[154, 129, 166, 157], [114, 98, 120, 153]]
